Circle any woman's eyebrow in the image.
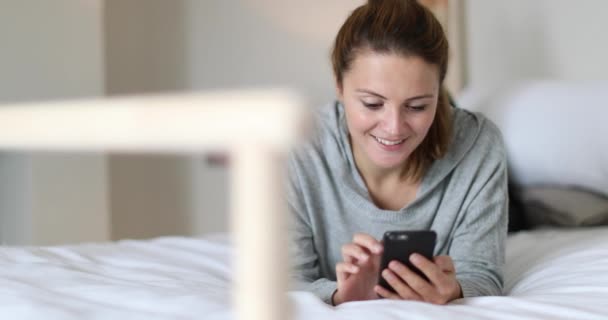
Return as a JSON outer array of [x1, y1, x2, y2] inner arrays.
[[355, 89, 434, 102], [355, 89, 387, 99], [405, 94, 434, 102]]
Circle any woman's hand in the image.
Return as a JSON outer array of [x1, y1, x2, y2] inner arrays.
[[332, 233, 383, 305], [374, 254, 462, 304]]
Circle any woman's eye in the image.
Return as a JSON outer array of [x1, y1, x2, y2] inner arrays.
[[409, 105, 427, 112], [362, 102, 383, 109]]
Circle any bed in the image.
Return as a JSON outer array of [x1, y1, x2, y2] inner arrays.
[[1, 82, 608, 319], [1, 227, 607, 319]]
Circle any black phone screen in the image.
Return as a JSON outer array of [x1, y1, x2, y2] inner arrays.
[[378, 230, 437, 292]]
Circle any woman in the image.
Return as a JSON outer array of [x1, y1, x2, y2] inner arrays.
[[287, 0, 507, 306]]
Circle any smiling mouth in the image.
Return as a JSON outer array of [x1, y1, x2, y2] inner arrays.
[[372, 135, 406, 146]]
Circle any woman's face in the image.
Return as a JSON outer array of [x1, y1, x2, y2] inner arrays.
[[337, 51, 439, 172]]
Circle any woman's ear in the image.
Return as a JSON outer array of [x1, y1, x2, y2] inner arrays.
[[335, 81, 344, 103]]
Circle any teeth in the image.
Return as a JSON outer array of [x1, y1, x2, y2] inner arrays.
[[374, 136, 405, 146]]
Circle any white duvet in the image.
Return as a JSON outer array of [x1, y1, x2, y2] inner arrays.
[[1, 227, 607, 320]]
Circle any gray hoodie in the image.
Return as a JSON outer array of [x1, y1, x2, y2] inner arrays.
[[287, 101, 508, 304]]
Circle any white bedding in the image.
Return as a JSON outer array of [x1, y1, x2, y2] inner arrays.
[[1, 228, 607, 320]]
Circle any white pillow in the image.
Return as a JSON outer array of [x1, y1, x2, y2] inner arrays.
[[459, 81, 608, 196]]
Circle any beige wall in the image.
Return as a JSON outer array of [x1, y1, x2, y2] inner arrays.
[[0, 0, 108, 245], [30, 154, 109, 245], [108, 154, 198, 239], [465, 0, 608, 92], [104, 0, 196, 240], [0, 153, 31, 245], [104, 0, 188, 95], [0, 0, 105, 103], [103, 0, 362, 239]]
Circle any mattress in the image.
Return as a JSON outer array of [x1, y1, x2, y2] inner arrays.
[[1, 227, 607, 320]]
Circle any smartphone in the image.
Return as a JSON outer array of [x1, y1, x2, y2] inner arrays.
[[378, 230, 437, 292]]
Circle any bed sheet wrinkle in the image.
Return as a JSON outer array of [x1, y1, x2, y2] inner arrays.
[[1, 230, 608, 319], [105, 237, 233, 281], [0, 236, 236, 319], [0, 281, 180, 320], [468, 296, 605, 318], [293, 293, 507, 320], [504, 227, 608, 293]]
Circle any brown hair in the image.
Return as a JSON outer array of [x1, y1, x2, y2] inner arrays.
[[331, 0, 452, 182]]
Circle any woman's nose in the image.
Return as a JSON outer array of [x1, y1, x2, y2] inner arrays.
[[382, 106, 404, 136]]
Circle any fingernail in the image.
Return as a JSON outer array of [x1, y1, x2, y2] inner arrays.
[[410, 253, 421, 263], [374, 245, 383, 253], [383, 270, 392, 279], [359, 254, 368, 261]]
